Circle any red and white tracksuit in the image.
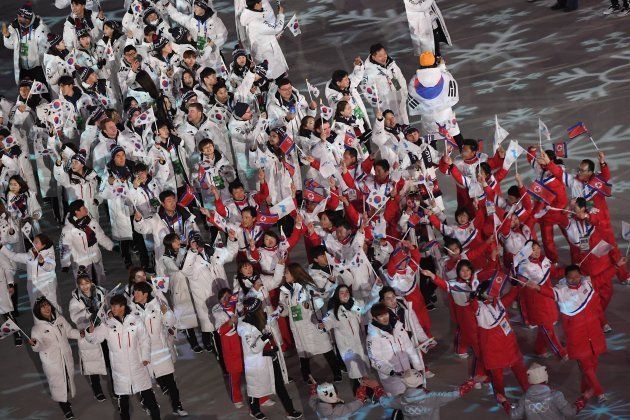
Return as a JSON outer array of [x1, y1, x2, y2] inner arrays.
[[213, 305, 244, 404], [429, 210, 486, 269], [516, 257, 566, 358], [385, 246, 432, 337], [564, 211, 617, 325], [546, 160, 629, 282], [473, 285, 529, 398], [540, 278, 607, 397]]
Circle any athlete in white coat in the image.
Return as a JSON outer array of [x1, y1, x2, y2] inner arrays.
[[162, 233, 202, 352], [60, 199, 114, 284], [29, 297, 80, 420], [86, 294, 161, 420], [363, 44, 409, 124], [279, 263, 342, 383], [130, 281, 188, 416], [238, 297, 303, 419], [68, 272, 108, 402], [0, 234, 58, 311], [366, 303, 424, 396], [240, 1, 287, 80], [181, 229, 238, 351], [402, 0, 451, 57]]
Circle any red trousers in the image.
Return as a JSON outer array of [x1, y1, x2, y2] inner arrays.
[[590, 265, 615, 325], [488, 360, 529, 398], [404, 289, 432, 338], [229, 373, 243, 403], [539, 221, 569, 264], [577, 355, 604, 396], [535, 324, 567, 358]]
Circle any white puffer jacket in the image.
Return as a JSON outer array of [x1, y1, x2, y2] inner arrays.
[[31, 313, 79, 402], [86, 312, 152, 395], [68, 287, 107, 376]]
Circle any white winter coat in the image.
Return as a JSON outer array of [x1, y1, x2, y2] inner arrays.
[[68, 287, 108, 376], [134, 208, 199, 275], [279, 281, 333, 358], [86, 313, 152, 395], [181, 238, 238, 332], [53, 164, 100, 220], [31, 314, 79, 402], [161, 250, 198, 330], [237, 319, 289, 398], [240, 9, 287, 80], [130, 297, 176, 378], [403, 0, 451, 56], [363, 55, 409, 124], [324, 64, 370, 129], [3, 17, 49, 84], [366, 320, 423, 396], [323, 301, 370, 379], [60, 217, 114, 269], [98, 177, 133, 241], [0, 246, 57, 310]]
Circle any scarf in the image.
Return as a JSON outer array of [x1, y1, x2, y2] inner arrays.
[[78, 286, 101, 315], [328, 80, 350, 96], [107, 159, 134, 181], [371, 316, 396, 335], [69, 214, 97, 247]]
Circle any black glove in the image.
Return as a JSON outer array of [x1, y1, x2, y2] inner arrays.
[[61, 267, 70, 273], [97, 59, 106, 69], [260, 332, 273, 341], [262, 347, 278, 357]]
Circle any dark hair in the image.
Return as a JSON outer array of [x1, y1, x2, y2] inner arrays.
[[217, 287, 231, 301], [34, 234, 53, 250], [123, 45, 137, 55], [374, 159, 390, 172], [33, 296, 56, 321], [461, 138, 479, 152], [369, 43, 386, 56], [581, 159, 595, 173], [334, 100, 350, 119], [59, 75, 75, 86], [454, 207, 471, 222], [382, 109, 395, 119], [378, 285, 396, 301], [479, 162, 491, 176], [128, 266, 145, 284], [565, 264, 581, 276], [8, 175, 29, 194], [299, 115, 314, 132], [241, 206, 257, 218], [343, 147, 358, 162], [132, 281, 152, 296], [456, 259, 474, 278], [163, 233, 180, 255], [311, 245, 327, 260], [328, 285, 352, 320], [370, 302, 389, 318], [110, 294, 128, 307], [134, 162, 148, 173], [331, 70, 348, 84], [67, 199, 85, 216], [198, 138, 215, 151], [444, 237, 463, 252], [285, 262, 316, 287], [188, 103, 203, 113], [276, 77, 291, 88], [314, 117, 329, 133], [262, 230, 279, 244], [228, 179, 244, 193], [200, 67, 216, 80], [159, 190, 176, 202], [507, 185, 520, 198]]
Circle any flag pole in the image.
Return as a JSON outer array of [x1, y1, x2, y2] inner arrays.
[[305, 78, 313, 102], [515, 141, 519, 174], [587, 135, 600, 151]]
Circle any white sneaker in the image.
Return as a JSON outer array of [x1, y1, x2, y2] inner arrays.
[[603, 324, 613, 334], [234, 402, 244, 409], [261, 399, 275, 407], [456, 352, 469, 359], [424, 370, 435, 378], [173, 408, 188, 417], [474, 382, 482, 389], [597, 394, 608, 403], [603, 5, 621, 15]]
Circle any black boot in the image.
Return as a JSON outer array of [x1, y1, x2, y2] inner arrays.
[[185, 329, 203, 353], [201, 331, 216, 353]]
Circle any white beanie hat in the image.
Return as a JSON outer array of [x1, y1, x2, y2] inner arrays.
[[527, 363, 548, 385]]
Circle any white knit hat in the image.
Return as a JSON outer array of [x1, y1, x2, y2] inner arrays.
[[527, 363, 548, 385]]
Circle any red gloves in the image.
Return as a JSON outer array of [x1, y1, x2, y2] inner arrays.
[[458, 379, 475, 396], [373, 386, 386, 400]]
